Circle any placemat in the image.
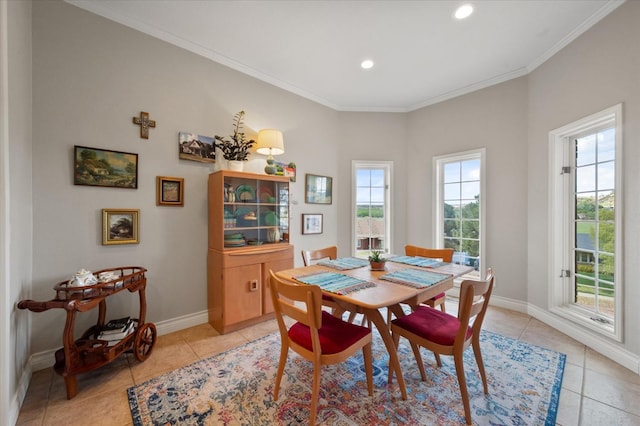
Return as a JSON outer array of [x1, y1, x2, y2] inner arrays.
[[293, 272, 375, 294], [388, 255, 446, 269], [317, 257, 370, 270], [379, 268, 450, 289]]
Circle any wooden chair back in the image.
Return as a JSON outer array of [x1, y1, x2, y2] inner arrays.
[[458, 268, 495, 339], [405, 245, 454, 262], [301, 246, 338, 266]]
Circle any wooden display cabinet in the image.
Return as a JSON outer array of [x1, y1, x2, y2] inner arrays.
[[208, 171, 293, 334]]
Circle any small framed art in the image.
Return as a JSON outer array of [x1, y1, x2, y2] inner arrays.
[[74, 146, 138, 189], [157, 176, 184, 206], [102, 209, 139, 245], [302, 213, 323, 235], [305, 174, 332, 204]]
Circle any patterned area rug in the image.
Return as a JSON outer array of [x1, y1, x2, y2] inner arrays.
[[128, 327, 565, 425]]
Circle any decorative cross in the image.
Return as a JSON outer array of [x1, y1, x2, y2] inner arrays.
[[132, 111, 156, 139]]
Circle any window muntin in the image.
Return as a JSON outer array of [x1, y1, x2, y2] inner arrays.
[[573, 127, 616, 319], [434, 150, 484, 278], [353, 161, 391, 258]]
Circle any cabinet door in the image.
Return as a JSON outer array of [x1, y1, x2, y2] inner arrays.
[[224, 264, 262, 325], [262, 258, 294, 314]]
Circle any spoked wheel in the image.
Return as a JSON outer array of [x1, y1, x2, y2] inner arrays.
[[134, 322, 157, 361]]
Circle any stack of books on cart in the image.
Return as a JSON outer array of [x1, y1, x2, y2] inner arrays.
[[98, 316, 137, 346]]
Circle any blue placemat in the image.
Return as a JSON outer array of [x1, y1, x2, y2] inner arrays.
[[293, 272, 375, 294], [317, 257, 370, 270], [388, 255, 447, 269], [379, 268, 450, 289]]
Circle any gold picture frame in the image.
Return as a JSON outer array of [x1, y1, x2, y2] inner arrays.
[[102, 209, 139, 245], [157, 176, 184, 206]]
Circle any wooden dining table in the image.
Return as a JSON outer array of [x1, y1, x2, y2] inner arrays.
[[275, 258, 474, 400]]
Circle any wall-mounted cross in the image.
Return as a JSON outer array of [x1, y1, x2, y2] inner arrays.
[[132, 111, 156, 139]]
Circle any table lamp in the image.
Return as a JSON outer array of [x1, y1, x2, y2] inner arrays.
[[256, 129, 285, 175]]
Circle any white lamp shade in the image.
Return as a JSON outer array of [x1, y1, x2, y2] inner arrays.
[[256, 129, 284, 156]]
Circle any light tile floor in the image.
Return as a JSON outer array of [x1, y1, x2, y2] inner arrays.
[[16, 304, 640, 425]]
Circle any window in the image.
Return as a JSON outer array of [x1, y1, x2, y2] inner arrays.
[[433, 149, 485, 279], [549, 104, 622, 341], [352, 161, 392, 257]]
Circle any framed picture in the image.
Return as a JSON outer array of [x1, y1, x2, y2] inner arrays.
[[102, 209, 139, 245], [74, 146, 138, 189], [275, 161, 297, 182], [157, 176, 184, 206], [305, 174, 332, 204], [302, 213, 323, 235], [178, 131, 216, 163]]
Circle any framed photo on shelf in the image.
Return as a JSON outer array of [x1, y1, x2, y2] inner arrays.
[[102, 209, 139, 245], [302, 213, 323, 235], [74, 145, 138, 189], [305, 174, 332, 204], [156, 176, 184, 206]]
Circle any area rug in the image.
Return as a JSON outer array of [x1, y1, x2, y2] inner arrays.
[[128, 328, 565, 425]]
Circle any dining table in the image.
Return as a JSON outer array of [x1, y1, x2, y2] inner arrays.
[[275, 256, 474, 400]]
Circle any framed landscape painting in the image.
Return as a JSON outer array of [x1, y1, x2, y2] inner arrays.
[[305, 174, 332, 204], [157, 176, 184, 206], [102, 209, 139, 245], [74, 146, 138, 189]]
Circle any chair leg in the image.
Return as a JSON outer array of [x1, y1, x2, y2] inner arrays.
[[387, 331, 401, 384], [410, 342, 428, 381], [347, 310, 357, 323], [310, 361, 321, 425], [472, 335, 489, 394], [274, 344, 289, 400], [362, 343, 374, 396], [453, 351, 472, 425], [439, 299, 446, 313]]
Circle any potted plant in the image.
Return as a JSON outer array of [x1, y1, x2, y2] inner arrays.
[[368, 250, 387, 271], [214, 111, 256, 171]]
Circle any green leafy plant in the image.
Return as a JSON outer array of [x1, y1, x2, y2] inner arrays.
[[368, 250, 386, 263], [214, 111, 256, 161]]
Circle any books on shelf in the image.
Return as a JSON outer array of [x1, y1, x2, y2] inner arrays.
[[99, 318, 137, 344], [103, 316, 131, 331]]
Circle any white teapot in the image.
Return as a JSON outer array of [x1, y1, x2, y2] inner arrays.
[[68, 269, 98, 287]]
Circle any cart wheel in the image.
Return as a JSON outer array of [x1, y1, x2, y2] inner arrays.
[[134, 323, 156, 362]]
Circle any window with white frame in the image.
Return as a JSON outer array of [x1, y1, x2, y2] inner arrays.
[[352, 161, 392, 258], [549, 104, 622, 341], [433, 149, 485, 279]]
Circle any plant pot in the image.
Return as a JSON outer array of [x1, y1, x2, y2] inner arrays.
[[370, 261, 386, 271], [228, 160, 244, 171]]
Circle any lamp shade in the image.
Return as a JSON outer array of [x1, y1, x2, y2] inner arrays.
[[256, 129, 284, 156]]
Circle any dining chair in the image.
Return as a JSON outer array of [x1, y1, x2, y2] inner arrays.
[[268, 270, 373, 425], [301, 246, 360, 324], [389, 268, 495, 425], [404, 245, 454, 313]]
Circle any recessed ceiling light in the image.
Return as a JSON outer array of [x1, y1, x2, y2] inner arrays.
[[454, 4, 474, 20], [361, 59, 374, 70]]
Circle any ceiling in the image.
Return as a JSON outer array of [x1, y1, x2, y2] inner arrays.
[[67, 1, 623, 112]]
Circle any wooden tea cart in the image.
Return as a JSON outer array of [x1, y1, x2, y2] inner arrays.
[[18, 266, 156, 399]]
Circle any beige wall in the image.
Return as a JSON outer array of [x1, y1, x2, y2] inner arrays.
[[407, 77, 529, 301], [527, 2, 640, 354], [4, 0, 33, 423]]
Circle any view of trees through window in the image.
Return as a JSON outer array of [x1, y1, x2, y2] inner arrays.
[[443, 159, 480, 275], [573, 127, 616, 319]]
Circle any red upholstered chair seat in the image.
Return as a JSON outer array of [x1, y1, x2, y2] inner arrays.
[[391, 305, 472, 346], [432, 291, 445, 300], [289, 311, 371, 354]]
